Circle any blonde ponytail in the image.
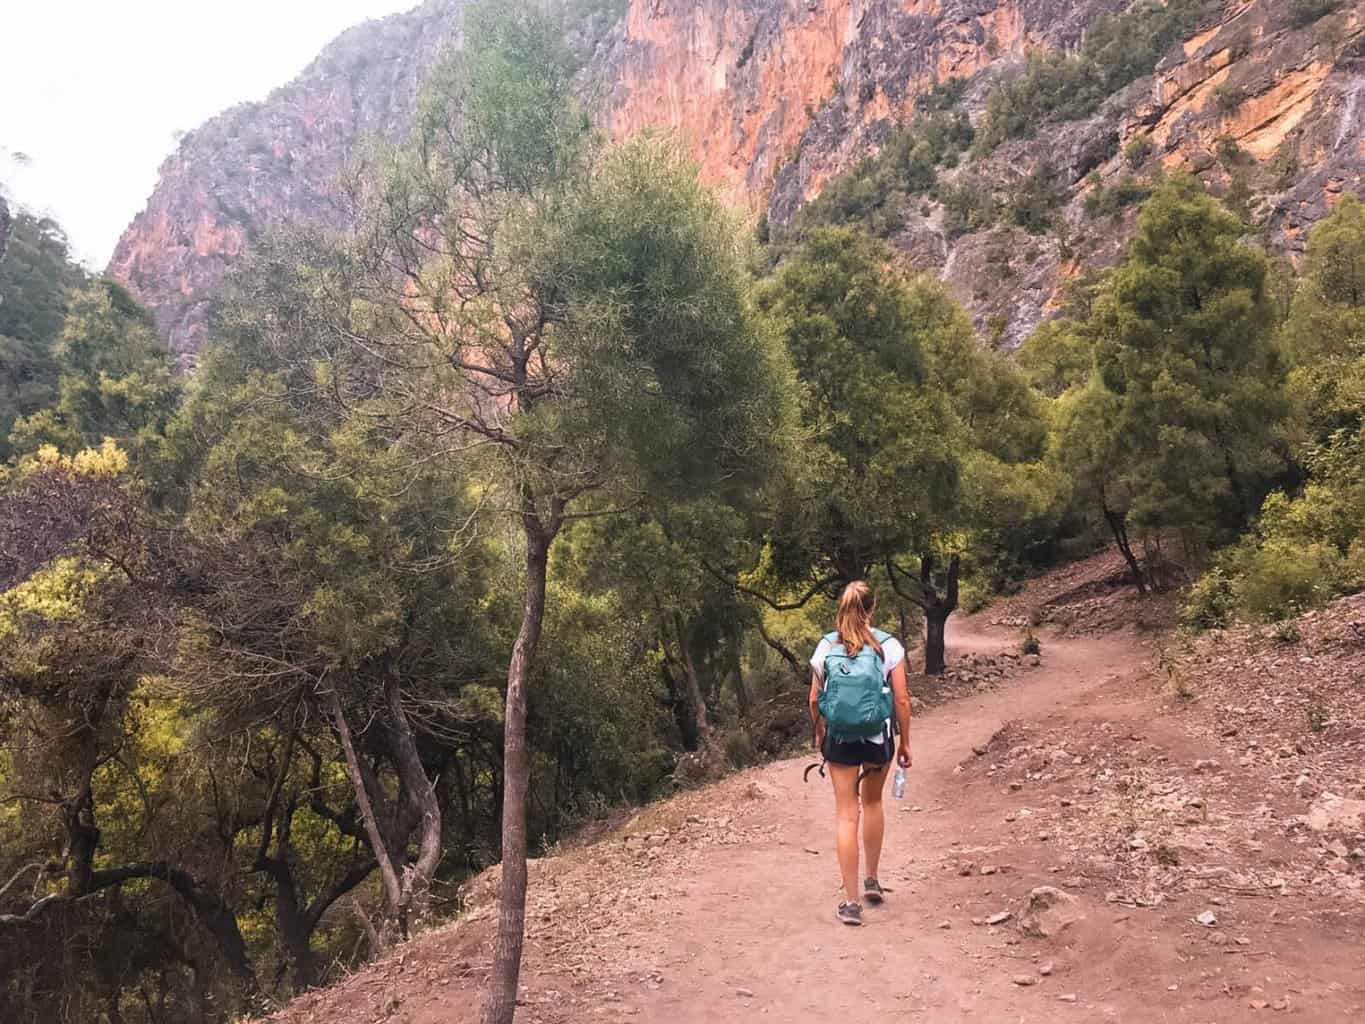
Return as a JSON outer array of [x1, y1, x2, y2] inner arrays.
[[835, 580, 882, 658]]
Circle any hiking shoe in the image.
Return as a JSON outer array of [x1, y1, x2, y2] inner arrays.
[[863, 878, 885, 905], [837, 901, 863, 926]]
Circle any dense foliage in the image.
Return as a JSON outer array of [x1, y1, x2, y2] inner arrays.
[[1181, 194, 1365, 625], [780, 108, 973, 243], [0, 209, 89, 459], [976, 0, 1219, 150]]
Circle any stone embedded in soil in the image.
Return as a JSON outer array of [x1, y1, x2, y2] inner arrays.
[[986, 911, 1013, 926], [1012, 974, 1039, 987], [1304, 793, 1365, 833], [735, 988, 755, 998], [1019, 886, 1086, 938], [1195, 910, 1218, 927], [1058, 993, 1077, 1003], [1039, 962, 1054, 976]]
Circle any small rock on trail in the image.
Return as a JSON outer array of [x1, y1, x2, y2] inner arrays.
[[1303, 793, 1365, 833], [1019, 886, 1086, 939]]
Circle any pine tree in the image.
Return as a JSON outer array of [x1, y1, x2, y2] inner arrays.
[[1057, 175, 1288, 582]]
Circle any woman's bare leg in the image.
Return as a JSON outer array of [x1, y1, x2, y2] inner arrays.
[[861, 762, 890, 882], [828, 763, 861, 904]]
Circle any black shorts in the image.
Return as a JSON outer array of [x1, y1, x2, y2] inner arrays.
[[822, 732, 894, 767]]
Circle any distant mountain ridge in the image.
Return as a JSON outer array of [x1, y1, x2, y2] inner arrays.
[[110, 0, 1365, 355], [108, 0, 464, 355]]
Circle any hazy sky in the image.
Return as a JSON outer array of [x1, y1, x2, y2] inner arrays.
[[1, 0, 418, 268]]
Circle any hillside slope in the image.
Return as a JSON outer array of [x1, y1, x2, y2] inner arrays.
[[257, 577, 1365, 1023], [110, 0, 1364, 354]]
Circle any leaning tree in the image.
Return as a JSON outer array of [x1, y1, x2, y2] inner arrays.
[[231, 4, 792, 1019]]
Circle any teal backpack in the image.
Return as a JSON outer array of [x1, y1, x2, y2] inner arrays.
[[818, 629, 893, 742]]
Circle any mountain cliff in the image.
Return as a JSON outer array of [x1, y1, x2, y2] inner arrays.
[[111, 0, 1365, 355], [107, 0, 464, 355]]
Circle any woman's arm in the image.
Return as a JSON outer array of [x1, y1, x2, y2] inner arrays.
[[808, 671, 825, 750], [890, 661, 913, 767]]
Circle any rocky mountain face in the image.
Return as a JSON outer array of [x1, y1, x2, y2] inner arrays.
[[111, 0, 1365, 354], [108, 0, 465, 355]]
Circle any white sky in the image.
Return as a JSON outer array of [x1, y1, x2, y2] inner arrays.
[[1, 0, 418, 269]]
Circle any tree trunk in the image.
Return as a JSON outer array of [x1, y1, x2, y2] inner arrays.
[[278, 904, 321, 992], [920, 554, 959, 677], [755, 619, 805, 687], [384, 674, 442, 930], [924, 609, 948, 676], [483, 525, 551, 1024], [729, 633, 751, 718], [1103, 505, 1147, 595], [678, 626, 713, 749], [660, 660, 700, 751], [324, 686, 406, 931]]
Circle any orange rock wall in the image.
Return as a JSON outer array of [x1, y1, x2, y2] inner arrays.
[[595, 0, 1045, 210]]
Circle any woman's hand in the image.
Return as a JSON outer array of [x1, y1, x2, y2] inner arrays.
[[897, 743, 912, 769]]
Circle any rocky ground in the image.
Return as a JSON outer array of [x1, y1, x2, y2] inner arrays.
[[261, 560, 1365, 1024]]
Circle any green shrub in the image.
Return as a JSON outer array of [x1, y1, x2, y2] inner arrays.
[[941, 176, 999, 237], [1269, 145, 1300, 190], [977, 0, 1217, 150], [1125, 136, 1155, 168], [1007, 163, 1066, 234], [1084, 175, 1153, 218], [978, 53, 1103, 150], [1229, 539, 1348, 622], [1290, 0, 1343, 28], [1180, 566, 1237, 631], [1216, 136, 1247, 167], [917, 78, 968, 113], [785, 111, 973, 242], [1021, 630, 1041, 656], [1212, 82, 1248, 112]]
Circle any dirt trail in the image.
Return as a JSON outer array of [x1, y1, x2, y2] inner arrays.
[[273, 612, 1365, 1024], [584, 621, 1148, 1023]]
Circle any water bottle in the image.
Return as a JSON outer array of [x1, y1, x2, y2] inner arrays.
[[892, 765, 907, 800]]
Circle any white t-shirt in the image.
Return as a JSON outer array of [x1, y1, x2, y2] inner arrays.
[[809, 634, 906, 683], [810, 634, 905, 743]]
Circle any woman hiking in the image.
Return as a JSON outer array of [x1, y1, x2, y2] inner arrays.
[[808, 580, 913, 925]]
